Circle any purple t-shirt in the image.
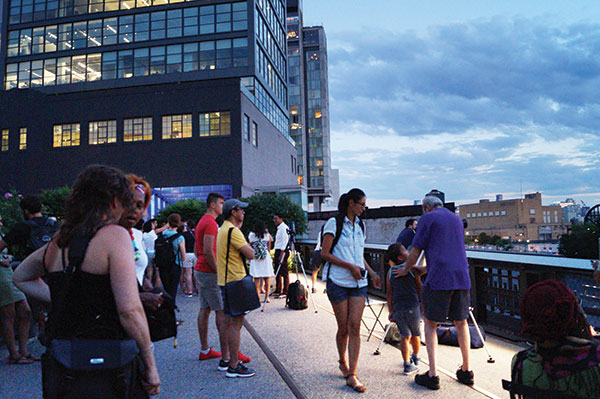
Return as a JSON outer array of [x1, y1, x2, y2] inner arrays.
[[411, 207, 470, 290]]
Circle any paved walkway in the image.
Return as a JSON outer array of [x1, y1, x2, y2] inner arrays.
[[0, 279, 523, 398]]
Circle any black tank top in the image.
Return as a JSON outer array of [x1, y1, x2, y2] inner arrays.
[[45, 249, 127, 340]]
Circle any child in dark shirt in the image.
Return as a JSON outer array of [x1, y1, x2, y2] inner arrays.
[[385, 243, 427, 375]]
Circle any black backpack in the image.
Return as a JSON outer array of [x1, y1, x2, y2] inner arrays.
[[154, 232, 181, 272], [286, 280, 308, 310], [25, 218, 59, 252]]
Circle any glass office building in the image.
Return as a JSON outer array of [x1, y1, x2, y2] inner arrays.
[[0, 0, 300, 204], [286, 0, 334, 211]]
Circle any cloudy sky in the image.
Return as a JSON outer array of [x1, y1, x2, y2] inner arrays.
[[302, 1, 600, 208]]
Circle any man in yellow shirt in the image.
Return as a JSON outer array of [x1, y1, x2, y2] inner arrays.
[[216, 199, 256, 378]]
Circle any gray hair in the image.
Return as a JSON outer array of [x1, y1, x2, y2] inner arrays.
[[422, 196, 443, 209]]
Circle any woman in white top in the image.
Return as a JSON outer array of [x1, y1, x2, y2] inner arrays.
[[248, 220, 274, 303]]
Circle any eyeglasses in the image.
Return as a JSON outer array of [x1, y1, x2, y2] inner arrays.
[[356, 201, 367, 208]]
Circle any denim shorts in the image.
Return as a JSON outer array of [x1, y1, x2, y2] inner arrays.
[[326, 279, 367, 303], [391, 306, 421, 338]]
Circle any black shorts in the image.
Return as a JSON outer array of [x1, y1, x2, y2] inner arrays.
[[422, 286, 470, 322]]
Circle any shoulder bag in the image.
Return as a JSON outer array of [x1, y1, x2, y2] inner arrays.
[[223, 227, 260, 317]]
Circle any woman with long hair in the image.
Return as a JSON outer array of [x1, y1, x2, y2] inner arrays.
[[321, 188, 382, 393], [248, 220, 274, 302], [14, 165, 160, 397]]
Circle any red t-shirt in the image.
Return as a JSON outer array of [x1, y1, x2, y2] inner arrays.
[[194, 214, 218, 273]]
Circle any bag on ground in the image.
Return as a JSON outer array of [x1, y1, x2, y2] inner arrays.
[[384, 323, 402, 343], [286, 280, 308, 310], [436, 324, 485, 348]]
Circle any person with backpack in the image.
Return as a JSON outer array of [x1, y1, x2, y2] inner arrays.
[[248, 220, 274, 303], [321, 188, 382, 393], [13, 164, 160, 397], [156, 213, 186, 305], [0, 195, 59, 343]]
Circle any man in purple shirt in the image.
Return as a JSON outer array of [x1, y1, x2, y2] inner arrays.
[[393, 196, 473, 390]]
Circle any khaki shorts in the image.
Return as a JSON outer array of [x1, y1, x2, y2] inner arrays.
[[194, 270, 224, 311]]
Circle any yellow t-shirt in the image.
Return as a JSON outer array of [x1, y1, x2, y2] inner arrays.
[[217, 220, 249, 286]]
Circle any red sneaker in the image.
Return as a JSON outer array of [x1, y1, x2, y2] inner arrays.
[[238, 352, 251, 363], [198, 348, 222, 361]]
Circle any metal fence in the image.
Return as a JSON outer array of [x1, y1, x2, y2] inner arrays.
[[296, 240, 600, 339]]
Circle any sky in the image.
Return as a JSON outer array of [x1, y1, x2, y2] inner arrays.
[[302, 1, 600, 208]]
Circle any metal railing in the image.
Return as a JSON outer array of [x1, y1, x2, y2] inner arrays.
[[295, 240, 600, 339]]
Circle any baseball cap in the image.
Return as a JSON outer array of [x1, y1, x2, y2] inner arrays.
[[223, 199, 249, 216]]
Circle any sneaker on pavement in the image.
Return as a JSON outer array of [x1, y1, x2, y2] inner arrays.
[[415, 372, 440, 390], [198, 348, 221, 361], [217, 360, 229, 371], [237, 351, 251, 363], [456, 367, 474, 386], [410, 353, 420, 366], [403, 362, 419, 375], [226, 364, 256, 378]]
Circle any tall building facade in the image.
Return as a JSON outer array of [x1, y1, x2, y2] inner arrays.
[[286, 0, 334, 211], [0, 0, 301, 206], [459, 192, 569, 241]]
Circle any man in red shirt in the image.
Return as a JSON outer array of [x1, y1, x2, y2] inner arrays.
[[195, 193, 250, 365]]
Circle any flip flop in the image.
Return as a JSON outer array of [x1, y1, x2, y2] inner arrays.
[[8, 355, 34, 365]]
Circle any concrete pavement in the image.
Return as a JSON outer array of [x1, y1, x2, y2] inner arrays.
[[0, 278, 523, 398]]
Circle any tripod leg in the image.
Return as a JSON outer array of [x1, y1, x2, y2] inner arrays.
[[469, 309, 494, 363]]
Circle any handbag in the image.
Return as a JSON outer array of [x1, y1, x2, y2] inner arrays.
[[223, 227, 261, 317], [144, 286, 177, 343], [42, 230, 146, 399]]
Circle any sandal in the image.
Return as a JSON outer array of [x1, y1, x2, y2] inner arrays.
[[8, 355, 34, 365], [338, 359, 350, 379], [346, 374, 367, 393]]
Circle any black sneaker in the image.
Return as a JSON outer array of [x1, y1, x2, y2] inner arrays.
[[225, 364, 256, 378], [217, 360, 229, 371], [415, 372, 440, 390], [456, 368, 474, 385]]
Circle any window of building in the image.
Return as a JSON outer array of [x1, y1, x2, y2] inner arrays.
[[501, 210, 506, 216], [19, 128, 27, 150], [124, 117, 152, 141], [477, 212, 482, 217], [199, 112, 230, 137], [251, 121, 257, 147], [162, 114, 192, 139], [529, 209, 536, 215], [495, 211, 499, 216], [1, 130, 9, 151], [53, 124, 80, 147], [89, 120, 116, 144], [243, 114, 250, 141]]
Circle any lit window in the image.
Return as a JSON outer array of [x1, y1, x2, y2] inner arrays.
[[53, 124, 80, 147], [124, 117, 152, 142], [297, 175, 303, 185], [251, 121, 257, 147], [89, 120, 117, 144], [162, 114, 192, 139], [19, 128, 27, 150], [199, 111, 230, 137], [529, 209, 536, 215], [1, 129, 8, 151]]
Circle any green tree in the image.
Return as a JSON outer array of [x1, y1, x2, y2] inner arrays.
[[559, 223, 600, 259], [477, 232, 491, 245], [240, 193, 307, 238], [39, 185, 72, 220], [0, 190, 24, 234], [156, 199, 206, 226]]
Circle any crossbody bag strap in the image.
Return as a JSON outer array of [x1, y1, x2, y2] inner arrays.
[[224, 227, 234, 284]]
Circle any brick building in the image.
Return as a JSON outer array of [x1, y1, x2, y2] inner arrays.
[[459, 192, 569, 242]]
